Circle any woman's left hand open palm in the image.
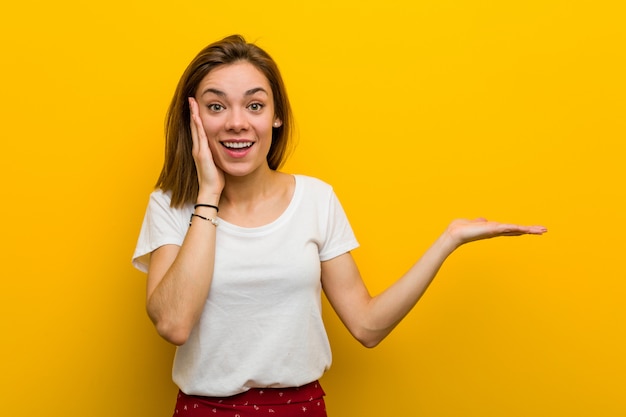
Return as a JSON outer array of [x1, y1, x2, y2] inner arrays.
[[445, 218, 547, 248]]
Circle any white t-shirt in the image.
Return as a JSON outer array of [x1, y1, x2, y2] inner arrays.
[[132, 175, 359, 396]]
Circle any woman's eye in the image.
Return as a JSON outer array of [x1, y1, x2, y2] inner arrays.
[[207, 103, 224, 112], [248, 103, 264, 112]]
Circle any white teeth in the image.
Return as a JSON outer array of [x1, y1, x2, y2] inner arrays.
[[223, 142, 253, 149]]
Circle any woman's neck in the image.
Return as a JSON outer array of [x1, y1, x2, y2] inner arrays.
[[220, 166, 281, 207], [217, 167, 294, 227]]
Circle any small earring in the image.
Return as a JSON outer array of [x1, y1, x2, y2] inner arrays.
[[273, 122, 280, 127]]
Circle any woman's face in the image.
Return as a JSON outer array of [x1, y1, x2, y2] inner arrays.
[[194, 61, 281, 177]]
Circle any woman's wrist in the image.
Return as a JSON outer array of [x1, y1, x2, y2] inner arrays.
[[437, 228, 463, 256], [196, 191, 221, 207], [194, 193, 220, 218], [194, 203, 219, 212]]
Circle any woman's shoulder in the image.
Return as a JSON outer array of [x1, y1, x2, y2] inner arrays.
[[148, 188, 173, 206], [293, 174, 334, 192], [146, 188, 190, 214]]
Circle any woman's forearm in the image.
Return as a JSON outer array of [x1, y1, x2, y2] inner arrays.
[[147, 206, 219, 345], [357, 233, 458, 347]]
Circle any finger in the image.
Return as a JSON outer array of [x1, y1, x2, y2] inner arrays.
[[188, 98, 212, 160], [499, 224, 548, 236], [510, 224, 547, 235], [188, 97, 200, 151], [526, 225, 548, 234]]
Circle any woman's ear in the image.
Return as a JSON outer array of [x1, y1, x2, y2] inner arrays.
[[273, 119, 283, 128]]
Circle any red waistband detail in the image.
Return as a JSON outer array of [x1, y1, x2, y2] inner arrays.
[[180, 380, 325, 407]]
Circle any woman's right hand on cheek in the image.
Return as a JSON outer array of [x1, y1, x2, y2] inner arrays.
[[188, 97, 225, 200]]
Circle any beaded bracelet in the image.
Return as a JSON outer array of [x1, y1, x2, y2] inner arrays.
[[189, 213, 219, 227], [194, 203, 219, 212]]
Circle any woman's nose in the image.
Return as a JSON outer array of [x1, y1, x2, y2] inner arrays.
[[225, 108, 249, 132]]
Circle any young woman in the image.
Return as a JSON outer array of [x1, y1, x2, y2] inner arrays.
[[133, 34, 546, 416]]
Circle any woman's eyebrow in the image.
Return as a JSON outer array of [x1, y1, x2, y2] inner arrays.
[[201, 87, 268, 97], [201, 88, 225, 97], [244, 87, 268, 96]]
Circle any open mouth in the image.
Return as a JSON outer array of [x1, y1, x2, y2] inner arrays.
[[221, 141, 254, 150]]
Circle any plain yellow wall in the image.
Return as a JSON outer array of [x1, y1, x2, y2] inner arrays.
[[2, 1, 624, 416]]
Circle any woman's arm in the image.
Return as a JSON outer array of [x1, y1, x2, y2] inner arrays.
[[145, 98, 224, 346], [321, 218, 547, 348], [146, 208, 218, 346]]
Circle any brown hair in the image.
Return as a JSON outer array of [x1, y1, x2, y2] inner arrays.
[[155, 35, 293, 207]]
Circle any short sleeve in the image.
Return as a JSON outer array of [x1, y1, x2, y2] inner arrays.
[[131, 190, 190, 273], [318, 188, 359, 261]]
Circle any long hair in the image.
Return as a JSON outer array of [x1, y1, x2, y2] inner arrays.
[[155, 35, 293, 207]]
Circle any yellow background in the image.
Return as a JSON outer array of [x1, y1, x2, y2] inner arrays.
[[2, 1, 624, 416]]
